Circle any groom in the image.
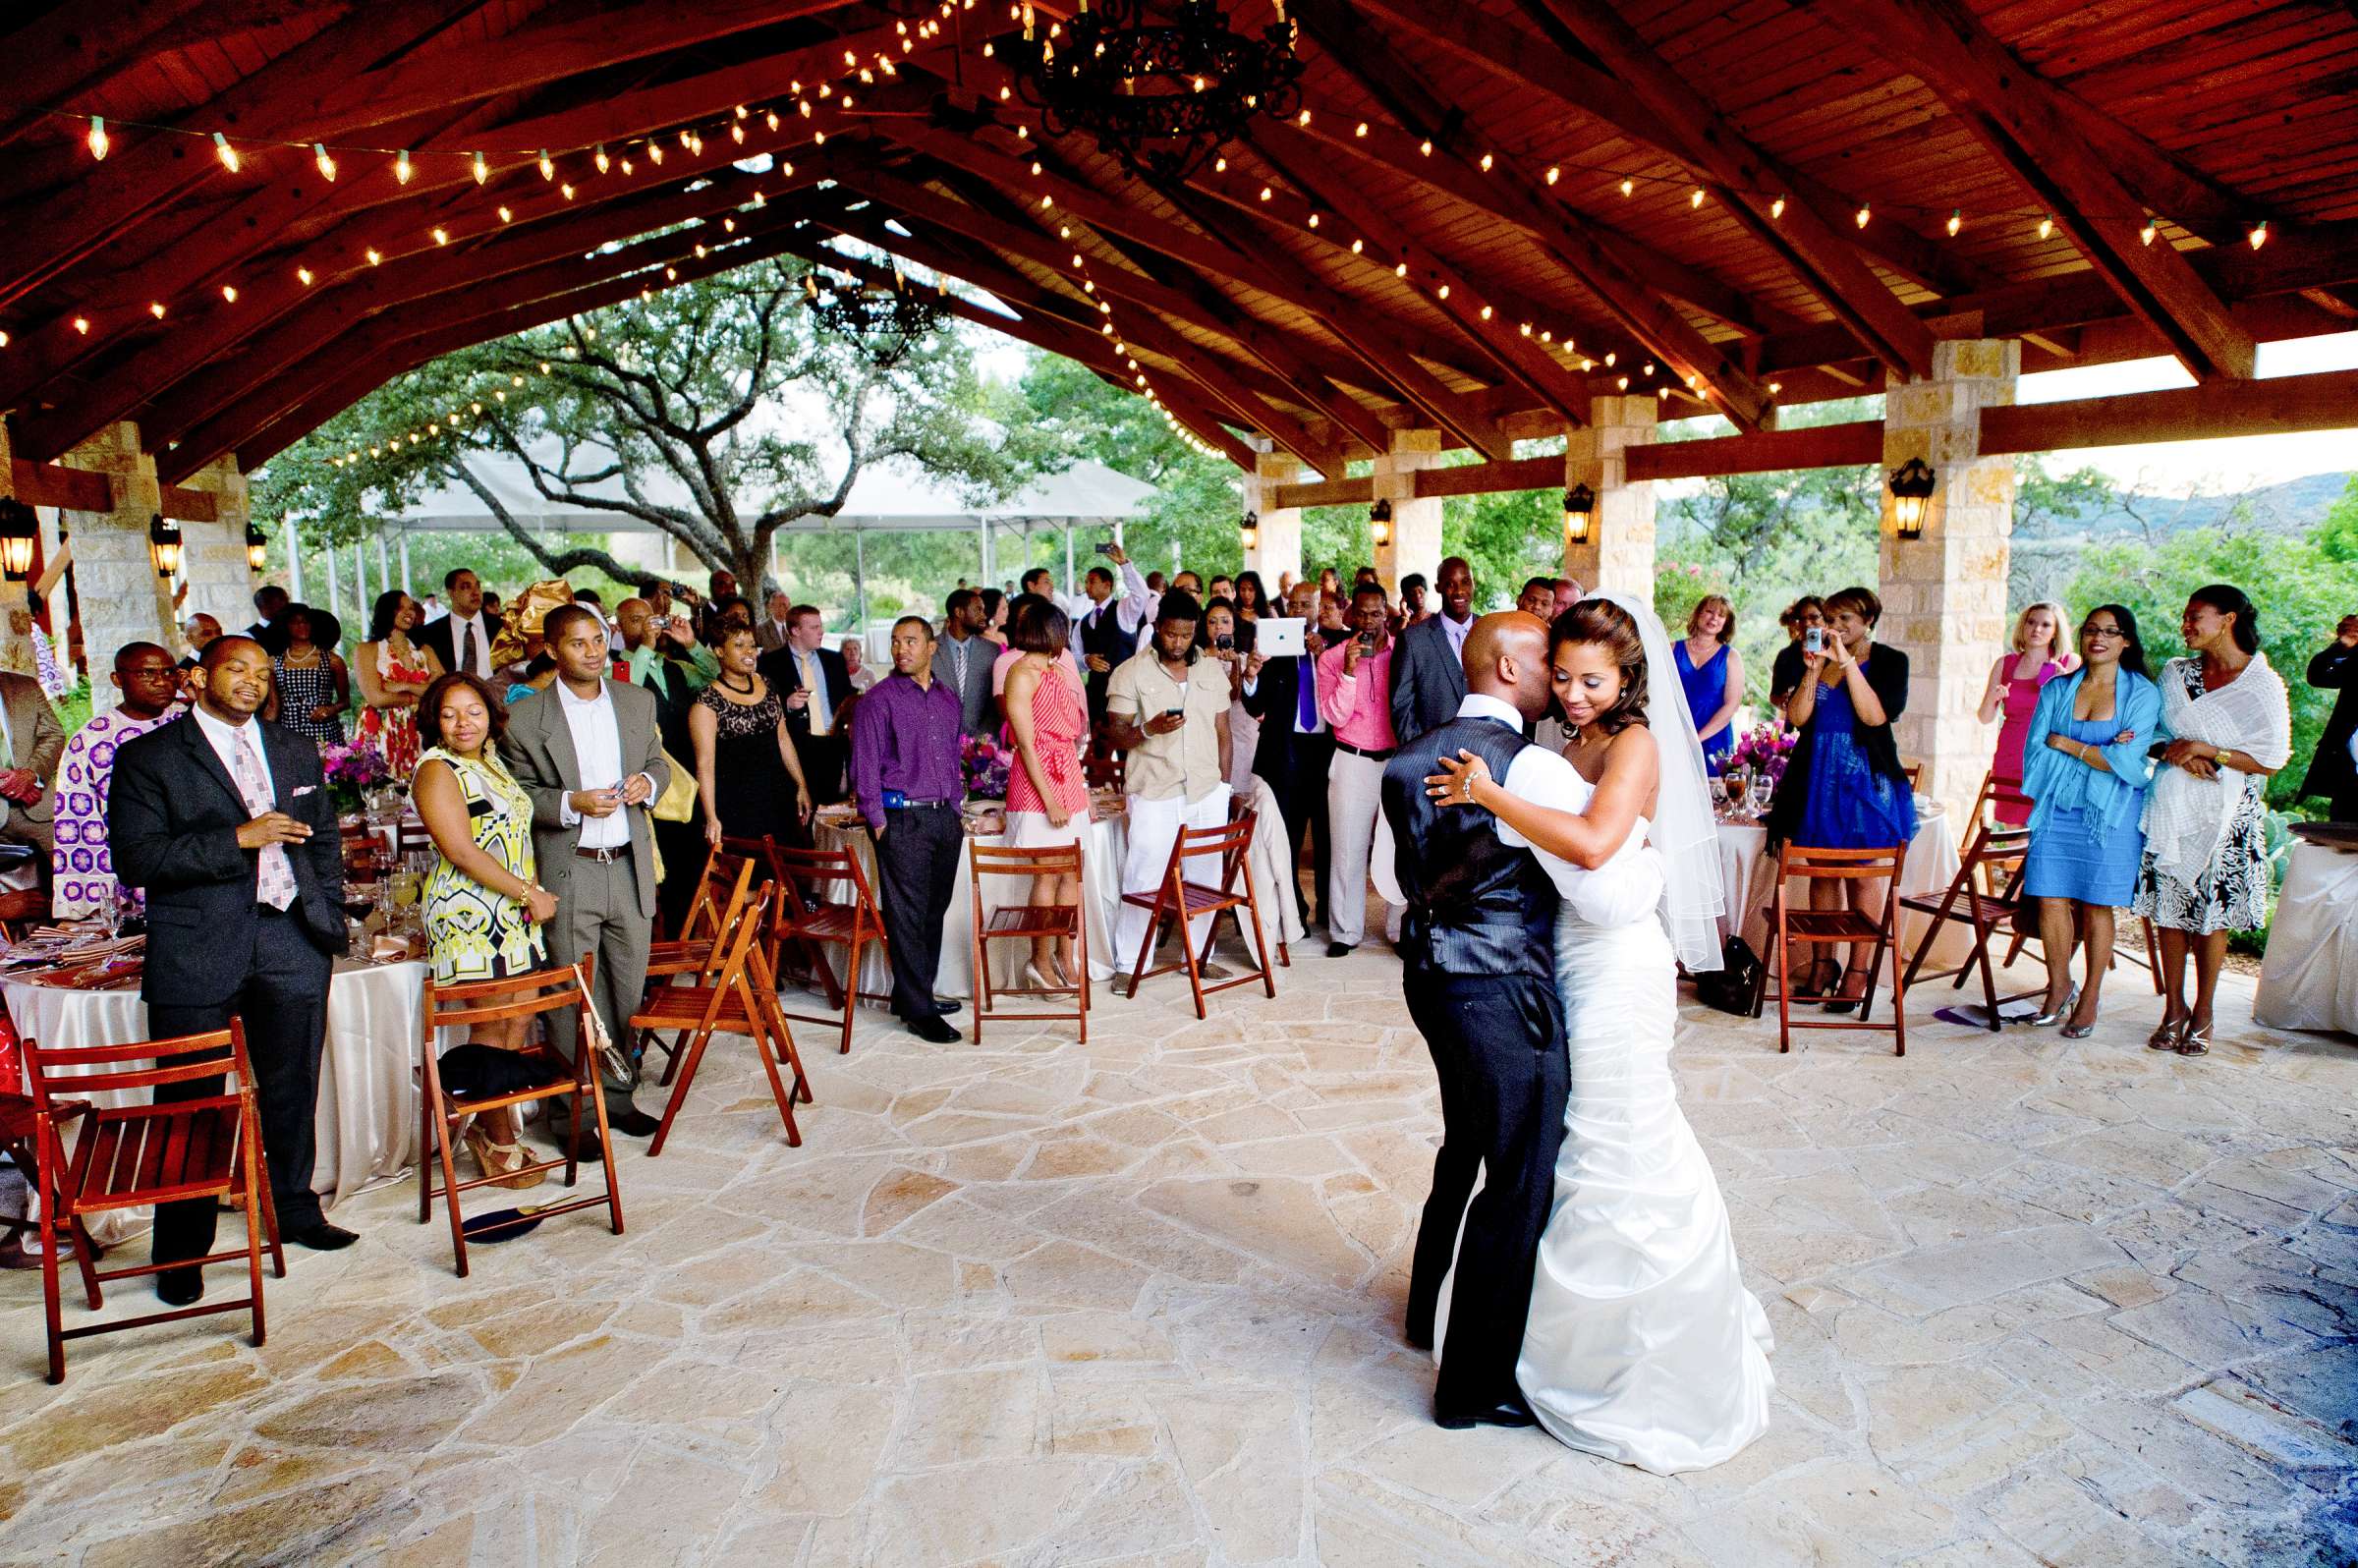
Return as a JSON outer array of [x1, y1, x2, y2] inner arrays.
[[1380, 612, 1568, 1429]]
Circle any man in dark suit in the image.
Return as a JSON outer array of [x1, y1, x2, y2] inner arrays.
[[1241, 581, 1338, 932], [758, 604, 854, 805], [245, 585, 292, 656], [936, 588, 997, 739], [2301, 612, 2358, 821], [416, 567, 502, 682], [1389, 556, 1477, 749], [110, 636, 355, 1306]]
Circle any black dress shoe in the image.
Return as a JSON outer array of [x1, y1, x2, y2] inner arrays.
[[155, 1267, 203, 1307], [904, 1012, 960, 1044], [930, 998, 963, 1016], [1325, 941, 1355, 959], [1434, 1396, 1539, 1431], [288, 1222, 359, 1252], [607, 1108, 662, 1138], [553, 1132, 607, 1164]]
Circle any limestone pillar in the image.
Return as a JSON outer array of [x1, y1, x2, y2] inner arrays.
[[60, 422, 176, 667], [1240, 449, 1303, 591], [180, 456, 258, 639], [1880, 339, 2018, 824], [1370, 428, 1443, 594], [1562, 396, 1656, 598]]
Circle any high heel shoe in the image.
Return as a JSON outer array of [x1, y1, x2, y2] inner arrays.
[[2061, 1005, 2099, 1040], [1022, 961, 1062, 992], [465, 1122, 545, 1191], [1823, 965, 1870, 1014], [2146, 1020, 2186, 1051], [2028, 984, 2079, 1028], [2176, 1023, 2212, 1056]]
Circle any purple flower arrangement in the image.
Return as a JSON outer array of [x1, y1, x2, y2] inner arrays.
[[961, 732, 1012, 802], [1725, 725, 1796, 788], [320, 734, 393, 811]]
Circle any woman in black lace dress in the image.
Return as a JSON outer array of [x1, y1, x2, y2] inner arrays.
[[691, 623, 814, 848]]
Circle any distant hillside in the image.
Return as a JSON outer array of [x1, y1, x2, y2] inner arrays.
[[2028, 471, 2352, 541]]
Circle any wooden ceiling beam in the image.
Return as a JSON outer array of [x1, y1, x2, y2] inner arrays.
[[1812, 0, 2256, 382], [1271, 10, 1766, 429], [0, 0, 487, 308], [1515, 0, 1936, 381], [0, 0, 223, 151], [25, 166, 800, 463], [1349, 0, 1980, 297], [186, 201, 825, 481]]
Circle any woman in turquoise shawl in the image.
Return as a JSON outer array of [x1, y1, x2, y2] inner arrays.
[[2018, 604, 2163, 1037]]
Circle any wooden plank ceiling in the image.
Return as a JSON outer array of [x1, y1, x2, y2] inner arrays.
[[0, 0, 2352, 486]]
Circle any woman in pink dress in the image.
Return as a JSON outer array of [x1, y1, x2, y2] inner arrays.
[[1977, 600, 2078, 823], [1003, 598, 1090, 989]]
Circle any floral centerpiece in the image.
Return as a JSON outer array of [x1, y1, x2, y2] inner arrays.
[[960, 732, 1012, 801], [320, 733, 394, 814], [1723, 725, 1797, 793]]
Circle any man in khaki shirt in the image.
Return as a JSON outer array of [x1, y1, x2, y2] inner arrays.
[[1105, 593, 1232, 984]]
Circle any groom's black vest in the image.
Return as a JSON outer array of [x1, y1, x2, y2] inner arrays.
[[1380, 712, 1560, 981]]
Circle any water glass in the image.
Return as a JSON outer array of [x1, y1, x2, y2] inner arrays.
[[1749, 775, 1775, 817]]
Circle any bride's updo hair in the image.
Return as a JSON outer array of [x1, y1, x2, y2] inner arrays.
[[1548, 598, 1651, 734]]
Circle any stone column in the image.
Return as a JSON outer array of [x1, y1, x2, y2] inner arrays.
[[1561, 396, 1656, 598], [179, 456, 257, 639], [59, 422, 176, 666], [1369, 428, 1443, 593], [1880, 338, 2018, 823], [1240, 448, 1302, 590]]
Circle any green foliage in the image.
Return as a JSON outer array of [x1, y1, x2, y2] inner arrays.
[[254, 264, 1052, 595], [2316, 473, 2358, 564], [2064, 528, 2358, 810]]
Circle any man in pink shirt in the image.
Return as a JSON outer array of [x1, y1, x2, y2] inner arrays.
[[1318, 582, 1399, 957]]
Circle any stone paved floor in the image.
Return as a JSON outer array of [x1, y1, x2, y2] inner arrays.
[[1, 941, 2354, 1567]]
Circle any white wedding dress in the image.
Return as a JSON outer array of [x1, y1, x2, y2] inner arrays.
[[1434, 808, 1775, 1475]]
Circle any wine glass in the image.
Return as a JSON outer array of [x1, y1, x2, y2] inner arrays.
[[1749, 774, 1775, 818]]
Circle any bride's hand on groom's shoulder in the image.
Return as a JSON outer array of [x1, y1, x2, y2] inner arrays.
[[1425, 749, 1491, 808]]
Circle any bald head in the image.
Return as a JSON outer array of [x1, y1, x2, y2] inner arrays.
[[200, 634, 265, 672], [1463, 611, 1553, 721]]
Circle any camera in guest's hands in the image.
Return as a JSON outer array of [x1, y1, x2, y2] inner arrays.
[[1214, 634, 1234, 651], [1803, 627, 1826, 655]]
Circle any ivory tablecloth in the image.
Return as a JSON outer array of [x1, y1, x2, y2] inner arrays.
[[1716, 805, 1968, 970], [5, 957, 428, 1245], [812, 781, 1305, 999], [2256, 843, 2358, 1035]]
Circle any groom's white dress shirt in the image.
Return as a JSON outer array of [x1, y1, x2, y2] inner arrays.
[[1377, 694, 1661, 925]]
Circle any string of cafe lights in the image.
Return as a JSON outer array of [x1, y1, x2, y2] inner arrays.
[[0, 1, 990, 354]]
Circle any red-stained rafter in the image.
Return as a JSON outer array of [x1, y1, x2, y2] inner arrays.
[[0, 0, 225, 151], [0, 0, 488, 308]]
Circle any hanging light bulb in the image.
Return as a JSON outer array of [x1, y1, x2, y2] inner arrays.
[[472, 150, 489, 184], [594, 144, 611, 173], [365, 247, 381, 265], [1690, 188, 1706, 208], [647, 142, 664, 165], [538, 150, 555, 180], [1545, 166, 1560, 185], [72, 316, 89, 335], [1947, 208, 1962, 237], [2140, 216, 2160, 247], [2037, 213, 2053, 240], [432, 227, 449, 245], [86, 116, 108, 161], [212, 133, 240, 173], [497, 205, 512, 223], [220, 284, 238, 303], [396, 148, 414, 185], [1854, 202, 1871, 229], [562, 182, 575, 200], [2248, 219, 2270, 251], [1620, 178, 1635, 197], [297, 266, 314, 286], [313, 143, 337, 182], [1769, 195, 1786, 219], [148, 301, 166, 319]]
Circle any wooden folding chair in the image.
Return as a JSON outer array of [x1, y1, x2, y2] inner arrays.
[[1117, 809, 1279, 1019], [748, 837, 894, 1056], [640, 847, 758, 1086], [1899, 820, 2035, 1032], [636, 887, 811, 1156], [971, 841, 1090, 1043], [420, 959, 625, 1278], [1749, 843, 1909, 1056], [1968, 768, 2034, 829], [24, 1022, 283, 1383]]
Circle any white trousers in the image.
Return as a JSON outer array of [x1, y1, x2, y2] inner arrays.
[[1326, 750, 1393, 948], [1115, 785, 1233, 970]]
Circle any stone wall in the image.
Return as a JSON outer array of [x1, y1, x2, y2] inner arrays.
[[1370, 428, 1442, 593], [1563, 395, 1656, 596], [1240, 450, 1303, 589], [60, 422, 178, 670], [180, 458, 258, 640], [1880, 339, 2019, 823]]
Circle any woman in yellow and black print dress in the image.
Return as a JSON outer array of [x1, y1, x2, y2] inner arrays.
[[414, 672, 556, 1189]]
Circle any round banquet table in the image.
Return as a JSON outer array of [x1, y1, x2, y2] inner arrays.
[[2255, 842, 2358, 1035], [1715, 802, 1970, 973], [5, 956, 428, 1246], [809, 777, 1307, 1000]]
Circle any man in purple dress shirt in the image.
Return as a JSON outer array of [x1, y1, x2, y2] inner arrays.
[[849, 615, 967, 1044]]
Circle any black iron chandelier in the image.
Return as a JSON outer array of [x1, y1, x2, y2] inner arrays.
[[1008, 0, 1306, 189], [803, 271, 946, 364]]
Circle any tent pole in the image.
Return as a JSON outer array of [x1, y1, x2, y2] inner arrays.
[[375, 531, 391, 593], [323, 536, 339, 619], [284, 517, 305, 603], [977, 516, 989, 588], [398, 533, 413, 595], [354, 538, 367, 619], [1064, 525, 1074, 598], [854, 527, 867, 640]]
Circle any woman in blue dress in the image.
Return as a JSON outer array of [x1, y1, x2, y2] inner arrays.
[[1766, 586, 1915, 1011], [2018, 604, 2161, 1038], [1674, 594, 1745, 770]]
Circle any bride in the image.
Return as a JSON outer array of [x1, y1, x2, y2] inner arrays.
[[1424, 591, 1774, 1475]]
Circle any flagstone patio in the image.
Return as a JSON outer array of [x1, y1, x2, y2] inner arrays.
[[0, 945, 2352, 1567]]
